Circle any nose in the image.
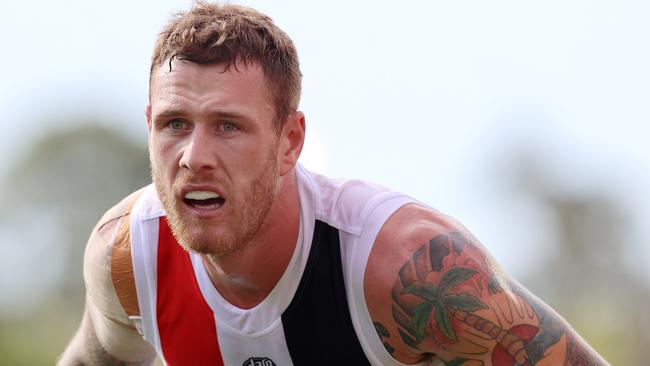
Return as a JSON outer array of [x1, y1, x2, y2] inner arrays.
[[179, 130, 215, 172]]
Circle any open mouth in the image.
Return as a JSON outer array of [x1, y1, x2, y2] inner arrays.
[[183, 191, 225, 210]]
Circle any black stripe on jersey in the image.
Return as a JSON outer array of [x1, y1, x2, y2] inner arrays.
[[282, 220, 371, 365]]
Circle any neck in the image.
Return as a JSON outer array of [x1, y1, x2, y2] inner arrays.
[[201, 170, 300, 309]]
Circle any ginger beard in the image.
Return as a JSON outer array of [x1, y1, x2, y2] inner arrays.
[[151, 143, 280, 258]]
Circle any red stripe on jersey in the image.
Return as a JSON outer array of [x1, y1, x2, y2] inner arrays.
[[156, 217, 224, 365]]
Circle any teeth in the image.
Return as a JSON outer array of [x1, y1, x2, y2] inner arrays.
[[185, 191, 220, 200]]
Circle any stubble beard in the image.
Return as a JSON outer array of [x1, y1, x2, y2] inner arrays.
[[151, 149, 279, 258]]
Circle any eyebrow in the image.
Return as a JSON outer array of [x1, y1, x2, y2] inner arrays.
[[153, 109, 251, 122], [153, 110, 185, 121], [208, 110, 251, 122]]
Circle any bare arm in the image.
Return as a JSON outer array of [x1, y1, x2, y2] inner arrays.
[[59, 190, 155, 365], [365, 204, 610, 365], [58, 303, 155, 366]]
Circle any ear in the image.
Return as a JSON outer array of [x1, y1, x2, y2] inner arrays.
[[278, 111, 306, 176], [145, 105, 152, 131]]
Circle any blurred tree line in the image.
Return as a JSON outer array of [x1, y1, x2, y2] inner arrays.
[[0, 124, 150, 365], [0, 124, 647, 364], [504, 152, 650, 365]]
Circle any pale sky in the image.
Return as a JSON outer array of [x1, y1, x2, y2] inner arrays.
[[1, 0, 649, 310]]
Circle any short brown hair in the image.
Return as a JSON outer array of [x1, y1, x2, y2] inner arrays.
[[149, 2, 301, 127]]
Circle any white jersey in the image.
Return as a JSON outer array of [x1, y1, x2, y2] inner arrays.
[[127, 164, 428, 365]]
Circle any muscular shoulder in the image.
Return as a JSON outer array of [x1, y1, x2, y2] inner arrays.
[[97, 186, 149, 231], [60, 188, 156, 364], [84, 189, 145, 326], [364, 204, 608, 365], [364, 204, 479, 362]]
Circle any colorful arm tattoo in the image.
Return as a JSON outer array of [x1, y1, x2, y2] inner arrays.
[[385, 231, 609, 365]]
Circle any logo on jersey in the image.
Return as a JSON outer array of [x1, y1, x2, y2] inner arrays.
[[243, 357, 276, 366]]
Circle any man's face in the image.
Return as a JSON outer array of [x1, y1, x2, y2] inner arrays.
[[147, 61, 282, 257]]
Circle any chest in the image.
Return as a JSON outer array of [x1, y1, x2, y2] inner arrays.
[[151, 218, 370, 366]]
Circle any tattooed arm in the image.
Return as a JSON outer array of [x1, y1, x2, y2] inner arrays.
[[364, 204, 609, 365]]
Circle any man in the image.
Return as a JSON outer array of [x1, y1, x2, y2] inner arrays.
[[59, 2, 609, 365]]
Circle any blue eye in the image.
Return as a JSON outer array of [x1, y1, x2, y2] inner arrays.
[[221, 122, 238, 133], [169, 120, 184, 130]]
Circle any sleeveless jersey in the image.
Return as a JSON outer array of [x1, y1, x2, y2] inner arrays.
[[128, 164, 427, 365]]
